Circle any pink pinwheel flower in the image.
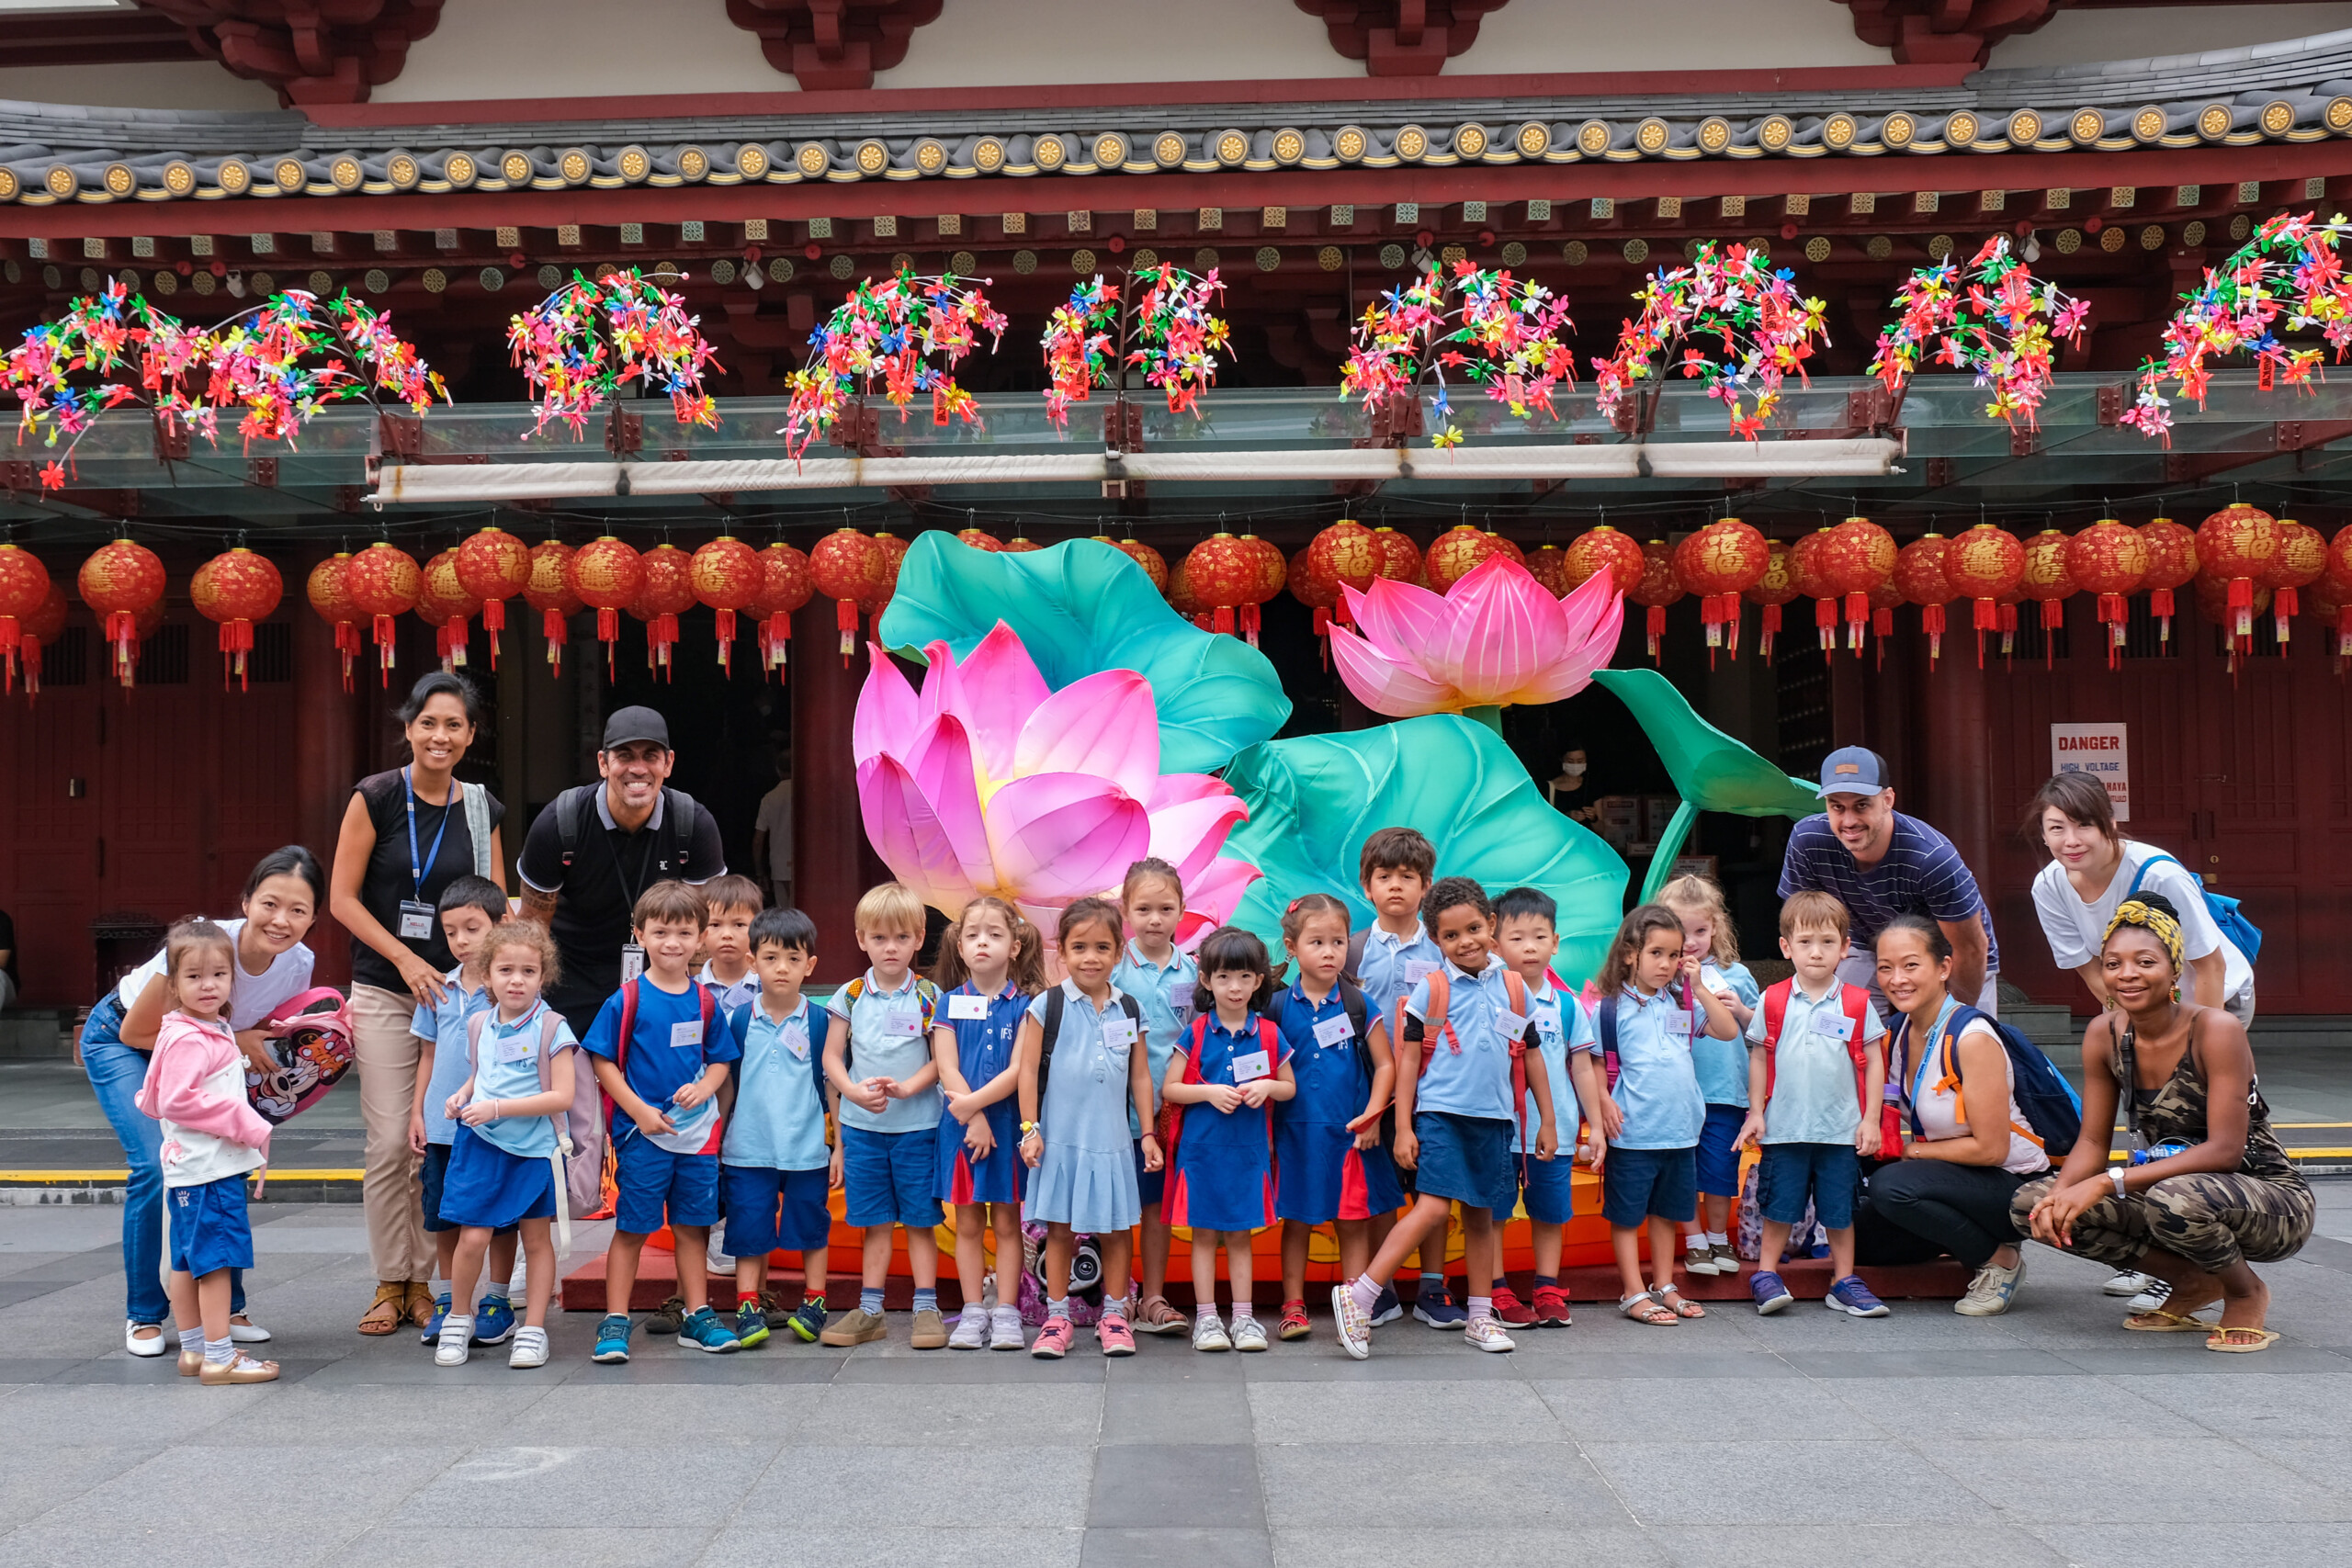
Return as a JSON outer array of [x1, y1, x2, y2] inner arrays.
[[853, 622, 1258, 939], [1329, 555, 1623, 718]]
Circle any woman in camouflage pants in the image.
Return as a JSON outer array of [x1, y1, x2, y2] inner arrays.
[[2014, 894, 2310, 1352]]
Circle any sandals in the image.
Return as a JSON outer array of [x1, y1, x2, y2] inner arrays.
[[2123, 1307, 2217, 1333], [402, 1280, 439, 1328], [1654, 1285, 1706, 1320], [357, 1281, 407, 1337], [2205, 1325, 2280, 1354], [1620, 1292, 1679, 1326]]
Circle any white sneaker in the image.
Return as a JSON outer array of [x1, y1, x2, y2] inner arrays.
[[2103, 1269, 2155, 1298], [989, 1304, 1026, 1350], [1465, 1316, 1516, 1353], [948, 1311, 989, 1350], [1955, 1253, 2027, 1317], [1231, 1314, 1269, 1352], [435, 1314, 473, 1367], [1683, 1244, 1722, 1277], [508, 1326, 548, 1369], [1193, 1314, 1232, 1351], [2127, 1277, 2172, 1314], [1331, 1283, 1373, 1360], [125, 1320, 167, 1358]]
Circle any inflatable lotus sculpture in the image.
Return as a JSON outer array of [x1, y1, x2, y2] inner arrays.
[[1330, 555, 1622, 718], [853, 623, 1259, 936]]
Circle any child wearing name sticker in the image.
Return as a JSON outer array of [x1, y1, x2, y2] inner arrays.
[[1657, 873, 1763, 1280], [1485, 886, 1593, 1330], [1110, 857, 1197, 1338]]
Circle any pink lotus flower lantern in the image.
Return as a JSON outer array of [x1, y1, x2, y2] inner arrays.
[[853, 623, 1260, 939], [1329, 555, 1623, 723]]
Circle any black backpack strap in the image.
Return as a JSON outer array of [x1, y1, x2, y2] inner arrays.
[[554, 784, 591, 868], [1039, 986, 1065, 1097], [1342, 928, 1367, 988], [2117, 1020, 2140, 1144], [1339, 979, 1369, 1042], [662, 786, 699, 876]]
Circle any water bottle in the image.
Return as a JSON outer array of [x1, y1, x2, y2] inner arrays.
[[2129, 1139, 2192, 1167]]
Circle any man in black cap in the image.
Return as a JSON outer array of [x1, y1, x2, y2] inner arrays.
[[518, 705, 729, 1038]]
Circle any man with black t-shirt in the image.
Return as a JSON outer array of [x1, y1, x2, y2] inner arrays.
[[518, 707, 727, 1038]]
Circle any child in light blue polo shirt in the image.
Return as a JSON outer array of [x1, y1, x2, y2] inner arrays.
[[1578, 904, 1742, 1326], [407, 874, 508, 1348], [1110, 855, 1198, 1337], [1345, 826, 1446, 1325], [1487, 886, 1591, 1328], [721, 907, 834, 1350], [1659, 874, 1764, 1277], [820, 883, 944, 1350]]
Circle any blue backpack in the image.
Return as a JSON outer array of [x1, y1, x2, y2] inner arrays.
[[2127, 852, 2262, 963], [1905, 1004, 2083, 1155]]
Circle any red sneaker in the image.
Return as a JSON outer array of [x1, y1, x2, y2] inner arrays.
[[1532, 1285, 1573, 1326], [1491, 1286, 1538, 1326], [1276, 1299, 1312, 1340]]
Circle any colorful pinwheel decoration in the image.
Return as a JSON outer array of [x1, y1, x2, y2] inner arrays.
[[506, 267, 722, 440], [2121, 209, 2352, 445], [781, 266, 1007, 460], [1869, 237, 2089, 429], [206, 288, 449, 450], [1339, 259, 1576, 449], [6, 282, 197, 473], [1039, 264, 1231, 429], [1593, 241, 1829, 441]]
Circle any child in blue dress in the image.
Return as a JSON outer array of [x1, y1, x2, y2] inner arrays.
[[435, 920, 577, 1370], [1658, 874, 1764, 1277], [1272, 894, 1400, 1343], [1018, 897, 1161, 1359], [931, 896, 1046, 1351], [1165, 926, 1296, 1352], [1110, 857, 1197, 1337]]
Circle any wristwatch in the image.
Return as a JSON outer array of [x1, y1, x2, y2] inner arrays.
[[2108, 1166, 2128, 1198]]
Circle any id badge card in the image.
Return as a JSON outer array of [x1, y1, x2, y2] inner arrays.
[[784, 1024, 810, 1062], [670, 1019, 704, 1050], [1102, 1015, 1139, 1054], [619, 942, 646, 985], [1495, 1010, 1530, 1040], [1402, 958, 1439, 986], [1312, 1013, 1354, 1049], [495, 1032, 535, 1065], [947, 992, 989, 1021], [1231, 1047, 1272, 1083], [888, 1002, 924, 1036], [398, 899, 435, 941], [1813, 1012, 1857, 1043], [1662, 1009, 1693, 1037]]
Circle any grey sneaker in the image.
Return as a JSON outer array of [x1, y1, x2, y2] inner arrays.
[[1231, 1314, 1269, 1352], [948, 1310, 989, 1349], [989, 1304, 1026, 1350], [1956, 1252, 2027, 1316], [1193, 1313, 1232, 1351]]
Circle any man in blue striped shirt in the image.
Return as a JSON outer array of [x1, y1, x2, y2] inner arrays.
[[1777, 747, 1999, 1017]]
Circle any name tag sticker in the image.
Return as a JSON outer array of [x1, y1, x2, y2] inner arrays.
[[947, 993, 989, 1021], [1102, 1015, 1139, 1051], [670, 1020, 703, 1050], [619, 943, 646, 986], [1662, 1010, 1693, 1036], [1313, 1014, 1355, 1049], [1403, 959, 1439, 986], [397, 900, 435, 941], [1495, 1010, 1530, 1039], [1231, 1048, 1272, 1083], [785, 1029, 809, 1061], [495, 1034, 534, 1065], [887, 1003, 924, 1036], [1814, 1013, 1857, 1042]]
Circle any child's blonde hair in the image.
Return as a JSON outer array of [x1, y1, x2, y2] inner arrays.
[[483, 918, 562, 988], [1657, 873, 1739, 965], [854, 881, 927, 938], [933, 896, 1047, 995], [160, 918, 234, 1012]]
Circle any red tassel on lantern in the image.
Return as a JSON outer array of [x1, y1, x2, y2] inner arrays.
[[1814, 596, 1837, 652], [1758, 604, 1783, 663], [1645, 604, 1668, 663], [1922, 604, 1947, 668]]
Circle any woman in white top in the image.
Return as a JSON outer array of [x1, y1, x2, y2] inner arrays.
[[1855, 915, 2051, 1318], [2027, 772, 2253, 1023]]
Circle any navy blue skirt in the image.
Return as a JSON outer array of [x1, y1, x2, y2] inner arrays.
[[438, 1124, 557, 1230]]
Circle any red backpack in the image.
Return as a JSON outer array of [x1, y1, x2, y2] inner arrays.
[[1758, 979, 1901, 1152], [593, 978, 720, 1216], [1161, 1012, 1284, 1168], [1418, 965, 1534, 1152]]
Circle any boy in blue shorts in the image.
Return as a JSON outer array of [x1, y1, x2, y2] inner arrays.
[[820, 882, 946, 1349], [1737, 890, 1891, 1318], [721, 906, 836, 1348], [407, 874, 511, 1348], [584, 881, 741, 1362], [1486, 886, 1589, 1329]]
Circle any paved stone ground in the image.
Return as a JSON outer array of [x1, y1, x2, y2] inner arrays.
[[1, 1190, 2351, 1566]]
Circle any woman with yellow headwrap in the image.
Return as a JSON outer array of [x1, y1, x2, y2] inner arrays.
[[2009, 894, 2310, 1353]]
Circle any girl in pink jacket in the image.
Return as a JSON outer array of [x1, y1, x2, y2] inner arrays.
[[136, 919, 277, 1385]]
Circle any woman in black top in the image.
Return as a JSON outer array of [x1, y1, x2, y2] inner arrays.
[[328, 671, 506, 1335], [2013, 895, 2312, 1353]]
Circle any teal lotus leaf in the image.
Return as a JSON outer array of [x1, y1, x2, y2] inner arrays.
[[1222, 715, 1629, 986], [1592, 667, 1820, 818], [876, 534, 1292, 775]]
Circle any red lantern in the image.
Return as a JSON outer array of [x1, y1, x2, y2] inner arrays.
[[1789, 529, 1838, 653], [1167, 557, 1206, 627], [454, 525, 530, 671], [1484, 532, 1525, 568], [1424, 524, 1502, 593], [1624, 538, 1684, 664], [1526, 544, 1570, 597], [524, 540, 582, 676], [412, 563, 452, 660], [2314, 576, 2352, 671], [0, 544, 51, 693], [2136, 516, 2199, 647], [1819, 516, 1894, 655], [1001, 536, 1045, 553], [746, 540, 813, 681], [1368, 526, 1424, 589], [2261, 518, 2326, 644], [1109, 536, 1168, 592], [1745, 540, 1801, 663], [18, 581, 67, 697], [568, 536, 644, 677], [2195, 502, 2280, 652], [632, 543, 696, 677], [345, 542, 421, 686], [2064, 518, 2147, 669], [190, 547, 284, 692], [1233, 533, 1285, 647], [1289, 546, 1340, 664], [2018, 529, 2076, 668], [690, 536, 763, 674], [863, 531, 910, 629], [77, 537, 166, 691], [1674, 516, 1769, 664], [1894, 534, 1954, 668], [1941, 523, 2026, 668], [1183, 532, 1258, 637], [1565, 524, 1645, 599], [1865, 578, 1904, 671], [420, 547, 483, 670], [956, 526, 1005, 552], [307, 552, 363, 692], [1306, 519, 1379, 636], [2195, 571, 2270, 639], [2328, 522, 2352, 599], [809, 526, 883, 661]]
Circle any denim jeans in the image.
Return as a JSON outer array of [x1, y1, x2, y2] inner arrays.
[[82, 998, 245, 1324]]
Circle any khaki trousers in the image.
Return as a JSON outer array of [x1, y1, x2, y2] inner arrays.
[[353, 982, 435, 1283]]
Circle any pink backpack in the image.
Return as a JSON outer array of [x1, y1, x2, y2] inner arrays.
[[243, 988, 355, 1124]]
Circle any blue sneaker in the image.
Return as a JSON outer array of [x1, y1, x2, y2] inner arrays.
[[1412, 1281, 1467, 1328], [1825, 1275, 1891, 1318], [418, 1292, 451, 1346], [678, 1304, 742, 1353], [1750, 1270, 1793, 1316], [786, 1298, 829, 1343], [1369, 1284, 1404, 1326], [592, 1314, 633, 1363], [472, 1293, 515, 1346], [733, 1302, 772, 1349]]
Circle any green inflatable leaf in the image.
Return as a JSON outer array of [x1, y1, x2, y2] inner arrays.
[[1223, 715, 1629, 987], [1592, 667, 1820, 818], [877, 534, 1292, 775]]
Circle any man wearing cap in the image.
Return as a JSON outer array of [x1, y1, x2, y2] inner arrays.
[[1778, 746, 1999, 1016], [518, 706, 729, 1039]]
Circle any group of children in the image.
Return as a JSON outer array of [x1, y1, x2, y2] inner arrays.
[[141, 824, 1911, 1380]]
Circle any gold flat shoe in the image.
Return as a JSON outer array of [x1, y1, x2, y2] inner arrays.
[[198, 1356, 279, 1385], [178, 1350, 203, 1377]]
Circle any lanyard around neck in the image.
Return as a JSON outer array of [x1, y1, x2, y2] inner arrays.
[[404, 766, 454, 901]]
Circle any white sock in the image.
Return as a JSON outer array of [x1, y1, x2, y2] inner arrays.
[[178, 1327, 203, 1355], [204, 1337, 233, 1365], [1685, 1230, 1706, 1249], [1707, 1231, 1729, 1247]]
